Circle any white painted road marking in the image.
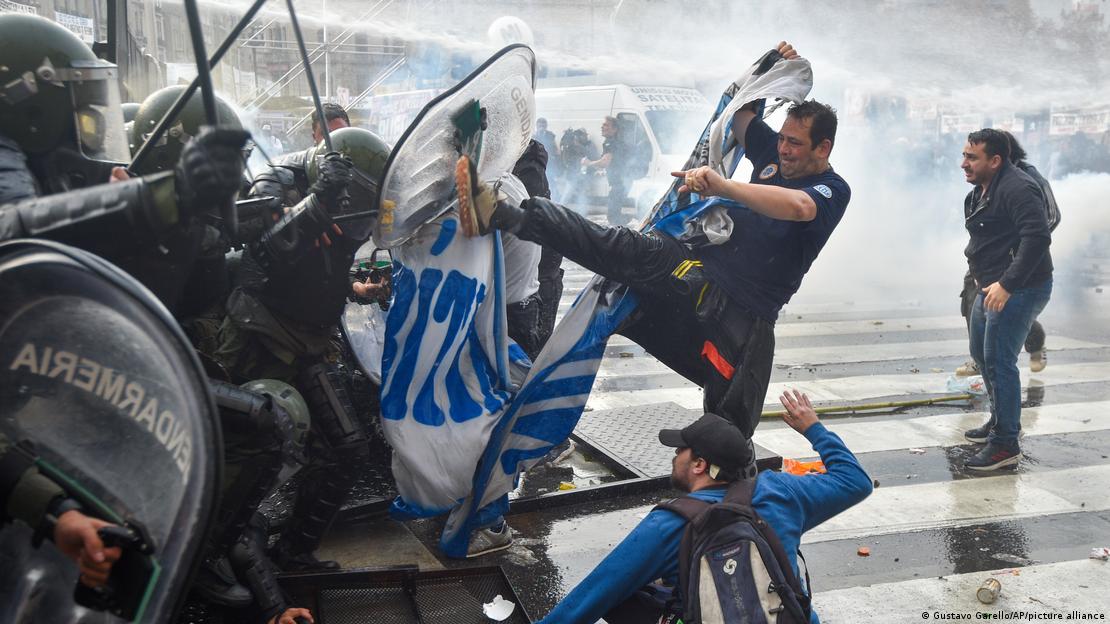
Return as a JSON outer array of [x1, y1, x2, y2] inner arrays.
[[813, 559, 1110, 622]]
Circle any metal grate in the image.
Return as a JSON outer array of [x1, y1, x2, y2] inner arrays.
[[575, 402, 781, 477], [319, 587, 417, 623], [281, 566, 532, 624]]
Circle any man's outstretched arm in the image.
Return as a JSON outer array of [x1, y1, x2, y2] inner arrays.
[[537, 510, 685, 624], [777, 390, 873, 531]]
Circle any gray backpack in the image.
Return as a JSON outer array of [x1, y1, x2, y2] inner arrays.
[[657, 480, 811, 624]]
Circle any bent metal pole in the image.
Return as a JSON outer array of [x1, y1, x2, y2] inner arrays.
[[129, 0, 269, 173], [284, 0, 332, 151], [181, 0, 238, 237]]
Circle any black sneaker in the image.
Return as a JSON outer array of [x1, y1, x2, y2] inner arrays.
[[964, 422, 992, 444], [965, 443, 1022, 471]]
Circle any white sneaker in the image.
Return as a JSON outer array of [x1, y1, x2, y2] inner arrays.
[[955, 361, 980, 377], [1029, 350, 1046, 373], [466, 523, 513, 558]]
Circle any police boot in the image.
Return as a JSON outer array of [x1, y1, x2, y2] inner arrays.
[[192, 552, 253, 608], [269, 537, 341, 572], [229, 513, 291, 623], [268, 461, 349, 572]]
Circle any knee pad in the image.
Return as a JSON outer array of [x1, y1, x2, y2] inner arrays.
[[297, 361, 368, 450]]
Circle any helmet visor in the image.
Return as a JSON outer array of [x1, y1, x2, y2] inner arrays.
[[67, 61, 130, 163]]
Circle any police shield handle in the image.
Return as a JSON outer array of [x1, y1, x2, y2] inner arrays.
[[53, 510, 122, 587], [72, 524, 156, 621]]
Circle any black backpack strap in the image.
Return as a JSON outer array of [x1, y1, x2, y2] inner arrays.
[[796, 549, 813, 613], [655, 496, 711, 522], [754, 513, 812, 620], [722, 478, 755, 506], [655, 495, 714, 613]]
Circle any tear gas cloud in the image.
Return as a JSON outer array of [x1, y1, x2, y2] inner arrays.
[[202, 0, 1109, 314]]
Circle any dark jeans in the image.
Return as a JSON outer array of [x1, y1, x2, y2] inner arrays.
[[961, 271, 1045, 353], [969, 278, 1052, 446], [514, 197, 775, 438], [507, 292, 543, 360]]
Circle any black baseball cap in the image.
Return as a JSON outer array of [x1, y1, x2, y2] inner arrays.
[[659, 413, 754, 480]]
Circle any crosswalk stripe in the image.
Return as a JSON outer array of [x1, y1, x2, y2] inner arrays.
[[812, 559, 1110, 622], [545, 274, 1110, 615], [593, 337, 1103, 373], [773, 337, 1103, 367], [804, 464, 1110, 544], [601, 315, 972, 343], [585, 361, 1110, 411], [752, 400, 1110, 458]]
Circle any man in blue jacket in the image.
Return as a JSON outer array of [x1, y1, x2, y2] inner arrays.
[[960, 128, 1053, 471], [535, 390, 873, 624]]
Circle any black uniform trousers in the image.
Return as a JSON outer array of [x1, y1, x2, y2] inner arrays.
[[513, 197, 774, 438]]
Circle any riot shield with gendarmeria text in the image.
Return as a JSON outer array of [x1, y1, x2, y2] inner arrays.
[[0, 240, 221, 623]]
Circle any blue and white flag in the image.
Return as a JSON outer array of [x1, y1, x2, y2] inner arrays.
[[374, 46, 813, 557]]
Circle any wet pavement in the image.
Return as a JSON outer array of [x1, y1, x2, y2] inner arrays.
[[316, 261, 1110, 621]]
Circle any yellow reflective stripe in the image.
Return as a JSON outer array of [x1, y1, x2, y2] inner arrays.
[[671, 259, 704, 279], [696, 282, 710, 308]]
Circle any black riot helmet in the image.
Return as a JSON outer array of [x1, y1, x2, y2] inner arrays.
[[130, 85, 243, 174], [0, 14, 131, 164], [306, 127, 391, 241]]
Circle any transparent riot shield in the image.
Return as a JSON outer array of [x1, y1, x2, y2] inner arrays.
[[374, 44, 536, 249], [0, 240, 221, 623]]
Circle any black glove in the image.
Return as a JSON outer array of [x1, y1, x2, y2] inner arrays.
[[176, 126, 250, 215], [308, 151, 353, 209]]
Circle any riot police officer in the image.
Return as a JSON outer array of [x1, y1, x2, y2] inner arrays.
[[208, 126, 390, 571], [0, 14, 249, 316], [126, 85, 251, 322]]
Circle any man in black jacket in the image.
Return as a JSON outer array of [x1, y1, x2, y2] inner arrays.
[[960, 128, 1053, 471], [957, 131, 1059, 377]]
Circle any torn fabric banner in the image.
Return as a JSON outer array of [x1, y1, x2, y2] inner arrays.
[[370, 45, 812, 558], [441, 51, 812, 558]]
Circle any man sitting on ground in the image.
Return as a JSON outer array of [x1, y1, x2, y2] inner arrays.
[[535, 390, 873, 624]]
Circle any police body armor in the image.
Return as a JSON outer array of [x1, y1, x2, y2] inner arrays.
[[0, 240, 221, 622], [242, 127, 390, 328]]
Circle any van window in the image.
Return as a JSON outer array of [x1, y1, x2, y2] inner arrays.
[[644, 109, 707, 155], [617, 113, 652, 178]]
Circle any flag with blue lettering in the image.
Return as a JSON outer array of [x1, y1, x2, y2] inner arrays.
[[375, 48, 813, 557], [440, 55, 814, 557]]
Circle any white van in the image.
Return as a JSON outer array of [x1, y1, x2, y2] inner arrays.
[[536, 84, 711, 215]]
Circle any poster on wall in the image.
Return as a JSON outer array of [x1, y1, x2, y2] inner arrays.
[[0, 0, 38, 15], [55, 10, 95, 43]]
